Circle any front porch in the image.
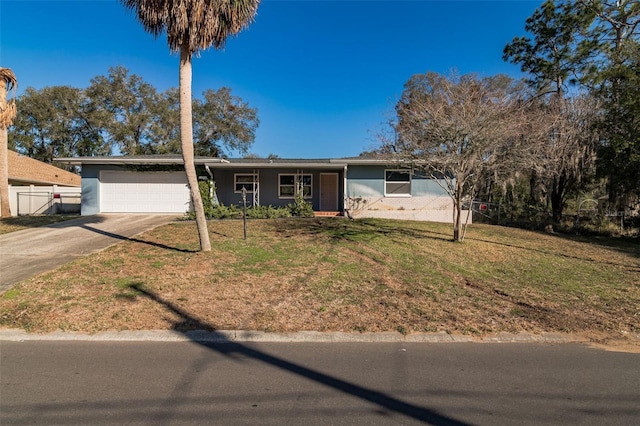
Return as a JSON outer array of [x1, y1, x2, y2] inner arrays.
[[210, 160, 346, 214], [313, 211, 343, 217]]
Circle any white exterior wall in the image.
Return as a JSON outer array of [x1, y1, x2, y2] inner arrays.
[[99, 171, 190, 213], [8, 185, 81, 216], [347, 195, 472, 224]]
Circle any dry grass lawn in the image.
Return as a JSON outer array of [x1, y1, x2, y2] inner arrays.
[[0, 215, 80, 234], [1, 218, 638, 346]]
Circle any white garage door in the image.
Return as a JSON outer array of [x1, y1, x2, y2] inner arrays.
[[100, 171, 191, 213]]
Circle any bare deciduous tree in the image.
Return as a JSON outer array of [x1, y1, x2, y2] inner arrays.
[[524, 95, 600, 223], [388, 71, 526, 241]]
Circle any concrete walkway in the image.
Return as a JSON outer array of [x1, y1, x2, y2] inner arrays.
[[0, 214, 177, 293]]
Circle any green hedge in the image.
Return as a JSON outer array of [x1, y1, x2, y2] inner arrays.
[[185, 181, 316, 220]]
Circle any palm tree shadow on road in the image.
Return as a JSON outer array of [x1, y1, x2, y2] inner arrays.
[[129, 283, 470, 426]]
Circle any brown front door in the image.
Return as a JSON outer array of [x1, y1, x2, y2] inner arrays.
[[320, 173, 339, 211]]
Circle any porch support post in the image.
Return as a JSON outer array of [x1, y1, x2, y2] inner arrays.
[[343, 165, 348, 214]]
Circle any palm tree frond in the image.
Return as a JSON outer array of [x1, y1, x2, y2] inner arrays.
[[0, 68, 17, 91], [0, 68, 18, 128], [121, 0, 260, 53]]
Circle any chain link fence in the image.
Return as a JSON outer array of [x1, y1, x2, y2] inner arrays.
[[468, 198, 638, 237]]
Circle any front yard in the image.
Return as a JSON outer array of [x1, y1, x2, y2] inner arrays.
[[0, 215, 80, 234], [1, 218, 638, 345]]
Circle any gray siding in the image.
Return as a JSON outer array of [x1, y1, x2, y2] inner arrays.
[[411, 170, 450, 197], [346, 165, 385, 196], [346, 165, 449, 197], [80, 164, 104, 215], [78, 162, 448, 216], [212, 168, 344, 211]]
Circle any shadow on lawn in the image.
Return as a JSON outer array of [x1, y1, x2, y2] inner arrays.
[[270, 217, 453, 244], [552, 232, 640, 260], [273, 218, 638, 270], [0, 215, 83, 230], [467, 232, 640, 270], [81, 224, 198, 254], [128, 283, 470, 426]]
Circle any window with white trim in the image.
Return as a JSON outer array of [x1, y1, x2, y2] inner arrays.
[[234, 174, 257, 193], [385, 170, 411, 196], [279, 174, 312, 199]]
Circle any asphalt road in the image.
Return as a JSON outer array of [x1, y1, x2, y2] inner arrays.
[[1, 341, 639, 425], [0, 214, 177, 292]]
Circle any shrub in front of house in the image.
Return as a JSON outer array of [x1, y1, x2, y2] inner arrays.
[[287, 191, 315, 218], [187, 180, 315, 220], [187, 201, 313, 220], [185, 204, 241, 220], [246, 205, 292, 219]]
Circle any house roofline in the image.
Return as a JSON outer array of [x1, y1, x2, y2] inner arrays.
[[55, 156, 230, 166], [9, 177, 81, 187], [209, 161, 345, 169], [329, 158, 417, 166], [55, 155, 422, 168]]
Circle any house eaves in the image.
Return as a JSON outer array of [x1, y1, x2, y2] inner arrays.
[[55, 155, 422, 169], [55, 156, 230, 166], [329, 158, 419, 166], [207, 159, 345, 169]]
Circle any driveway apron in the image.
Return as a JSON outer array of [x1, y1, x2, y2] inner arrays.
[[0, 214, 177, 293]]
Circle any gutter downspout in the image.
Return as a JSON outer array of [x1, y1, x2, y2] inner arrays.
[[203, 159, 229, 207], [204, 165, 217, 206], [204, 165, 213, 179]]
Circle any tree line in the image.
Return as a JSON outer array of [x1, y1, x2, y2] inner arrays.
[[378, 0, 639, 240], [8, 66, 259, 168]]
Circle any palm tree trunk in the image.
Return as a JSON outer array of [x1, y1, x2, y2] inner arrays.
[[180, 46, 211, 252], [0, 128, 10, 218], [0, 82, 10, 218]]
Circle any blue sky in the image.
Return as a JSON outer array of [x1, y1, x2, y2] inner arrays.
[[1, 0, 539, 158]]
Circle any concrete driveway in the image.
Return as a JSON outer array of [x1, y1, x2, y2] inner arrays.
[[0, 214, 178, 293]]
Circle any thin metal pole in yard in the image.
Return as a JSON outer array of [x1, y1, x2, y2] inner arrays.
[[242, 186, 247, 240]]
